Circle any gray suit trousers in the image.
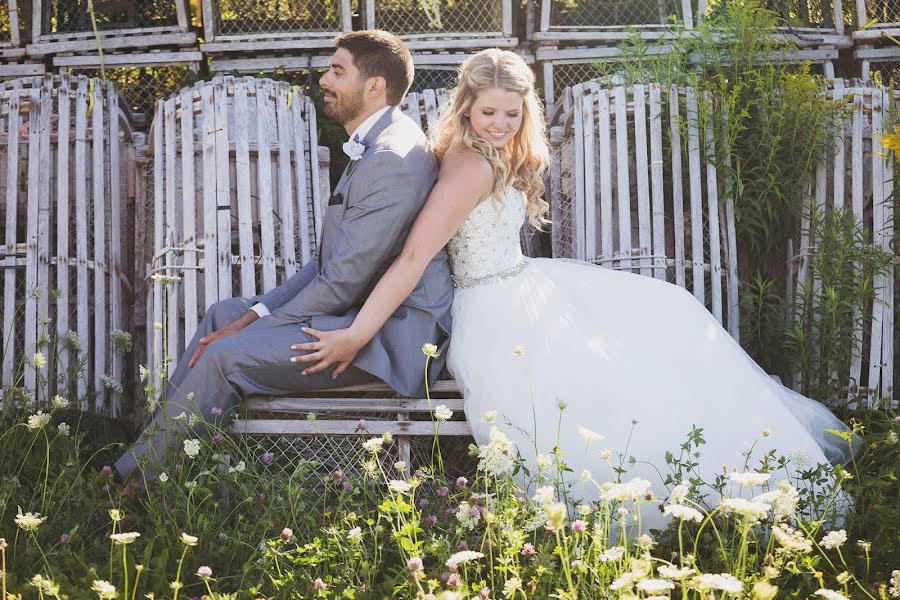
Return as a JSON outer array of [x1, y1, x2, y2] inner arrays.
[[115, 297, 377, 478]]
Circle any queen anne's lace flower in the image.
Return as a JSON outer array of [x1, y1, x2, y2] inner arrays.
[[664, 504, 704, 523], [658, 565, 696, 580], [387, 480, 412, 494], [110, 532, 140, 545], [532, 486, 554, 505], [477, 426, 514, 476], [434, 404, 453, 420], [670, 482, 689, 504], [91, 580, 118, 599], [502, 577, 522, 598], [182, 439, 201, 458], [636, 579, 675, 594], [820, 529, 848, 550], [888, 569, 900, 598], [362, 436, 384, 453], [52, 395, 69, 410], [456, 501, 480, 530], [692, 573, 743, 595], [15, 509, 47, 531], [718, 498, 771, 522], [27, 411, 51, 430], [753, 481, 799, 520], [728, 471, 771, 486], [814, 590, 849, 600], [445, 550, 485, 569], [600, 478, 653, 502], [598, 546, 626, 562], [772, 523, 813, 554]]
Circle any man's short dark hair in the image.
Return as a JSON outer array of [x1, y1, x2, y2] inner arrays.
[[333, 30, 414, 106]]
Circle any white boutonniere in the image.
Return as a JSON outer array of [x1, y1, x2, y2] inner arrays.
[[342, 134, 367, 162]]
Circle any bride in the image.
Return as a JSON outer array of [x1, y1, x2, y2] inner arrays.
[[291, 48, 855, 529]]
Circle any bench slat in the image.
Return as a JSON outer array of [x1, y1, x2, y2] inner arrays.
[[317, 379, 460, 395], [233, 419, 472, 436], [245, 398, 466, 413]]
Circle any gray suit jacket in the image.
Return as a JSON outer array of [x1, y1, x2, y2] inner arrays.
[[252, 107, 454, 397]]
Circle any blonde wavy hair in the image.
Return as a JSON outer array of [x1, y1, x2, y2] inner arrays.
[[431, 48, 550, 227]]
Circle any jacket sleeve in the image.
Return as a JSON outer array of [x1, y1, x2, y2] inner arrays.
[[272, 151, 418, 321], [253, 259, 317, 313]]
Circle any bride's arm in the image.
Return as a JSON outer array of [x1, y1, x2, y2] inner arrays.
[[291, 150, 494, 377]]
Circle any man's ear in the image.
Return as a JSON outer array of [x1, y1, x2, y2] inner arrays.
[[366, 76, 387, 99]]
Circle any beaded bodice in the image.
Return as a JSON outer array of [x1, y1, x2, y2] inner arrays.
[[447, 186, 528, 288]]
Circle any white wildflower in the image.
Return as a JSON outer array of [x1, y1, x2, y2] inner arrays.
[[693, 573, 743, 595], [753, 481, 799, 521], [598, 546, 626, 562], [600, 477, 653, 502], [670, 482, 689, 504], [532, 486, 554, 505], [771, 523, 813, 554], [180, 532, 198, 546], [227, 461, 246, 475], [421, 343, 440, 358], [393, 461, 407, 471], [729, 471, 771, 486], [182, 438, 201, 458], [577, 426, 604, 443], [362, 436, 384, 453], [636, 579, 675, 594], [110, 532, 141, 545], [33, 352, 46, 369], [502, 577, 522, 598], [787, 448, 812, 468], [480, 410, 497, 424], [445, 550, 485, 569], [91, 580, 118, 599], [477, 426, 514, 476], [387, 480, 412, 494], [512, 345, 525, 357], [718, 498, 771, 522], [598, 449, 611, 461], [27, 411, 51, 430], [347, 526, 362, 541], [15, 509, 47, 531], [139, 365, 151, 382], [158, 472, 169, 482], [57, 422, 70, 437], [150, 273, 181, 285], [820, 529, 848, 550], [536, 454, 553, 470], [456, 501, 480, 530], [814, 590, 849, 600], [51, 395, 69, 410], [657, 565, 696, 580], [636, 534, 656, 551], [609, 573, 635, 591], [888, 570, 899, 598], [434, 404, 453, 421], [664, 504, 704, 523]]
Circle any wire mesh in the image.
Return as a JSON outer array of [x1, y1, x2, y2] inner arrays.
[[411, 67, 459, 93], [41, 0, 180, 34], [214, 0, 347, 36], [870, 61, 900, 88], [860, 0, 900, 27], [375, 0, 503, 35], [549, 0, 683, 28], [64, 65, 197, 124]]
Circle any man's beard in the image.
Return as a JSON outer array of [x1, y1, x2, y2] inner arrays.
[[324, 87, 366, 126]]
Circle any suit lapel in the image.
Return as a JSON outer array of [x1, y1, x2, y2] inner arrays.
[[320, 106, 404, 268]]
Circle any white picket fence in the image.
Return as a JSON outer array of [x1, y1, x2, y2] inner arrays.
[[786, 82, 896, 406], [0, 74, 135, 413], [548, 81, 741, 339]]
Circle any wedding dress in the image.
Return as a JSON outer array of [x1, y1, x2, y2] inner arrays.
[[445, 185, 854, 531]]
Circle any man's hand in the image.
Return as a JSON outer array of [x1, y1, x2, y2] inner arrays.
[[188, 310, 260, 368], [291, 326, 367, 379]]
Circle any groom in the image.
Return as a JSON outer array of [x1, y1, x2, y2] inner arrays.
[[116, 30, 454, 478]]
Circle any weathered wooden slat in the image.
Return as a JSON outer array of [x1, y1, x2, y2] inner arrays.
[[867, 88, 885, 404], [580, 86, 597, 260], [880, 91, 894, 404], [613, 85, 632, 271], [847, 89, 864, 402], [595, 87, 613, 265], [54, 80, 71, 389], [307, 98, 323, 248], [422, 89, 439, 133], [92, 79, 108, 408], [669, 85, 686, 288], [213, 81, 232, 300], [685, 88, 705, 305], [648, 84, 666, 281], [74, 78, 90, 400], [255, 82, 277, 291], [291, 87, 313, 265], [200, 85, 218, 308], [23, 90, 42, 395], [703, 98, 722, 324], [633, 84, 652, 277], [403, 91, 422, 127], [1, 92, 21, 386], [832, 80, 845, 209], [107, 84, 122, 416], [179, 87, 199, 343], [275, 84, 297, 280], [571, 84, 586, 261], [233, 80, 255, 296], [245, 398, 467, 413], [35, 80, 52, 401], [233, 419, 472, 437], [163, 97, 179, 382]]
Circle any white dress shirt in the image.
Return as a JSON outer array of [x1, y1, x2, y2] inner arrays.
[[250, 105, 392, 318]]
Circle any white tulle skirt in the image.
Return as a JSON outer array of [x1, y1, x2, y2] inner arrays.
[[447, 258, 854, 531]]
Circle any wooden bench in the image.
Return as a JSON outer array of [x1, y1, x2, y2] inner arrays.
[[234, 380, 475, 478]]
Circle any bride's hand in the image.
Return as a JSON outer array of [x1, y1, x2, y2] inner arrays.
[[290, 327, 366, 379]]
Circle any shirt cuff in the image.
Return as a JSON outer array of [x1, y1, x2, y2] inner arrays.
[[250, 303, 270, 318]]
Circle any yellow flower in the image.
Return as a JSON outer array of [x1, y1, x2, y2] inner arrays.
[[882, 128, 900, 154]]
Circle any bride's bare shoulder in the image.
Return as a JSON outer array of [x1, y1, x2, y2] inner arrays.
[[439, 149, 494, 190]]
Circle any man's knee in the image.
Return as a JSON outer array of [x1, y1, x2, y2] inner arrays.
[[204, 297, 251, 328]]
